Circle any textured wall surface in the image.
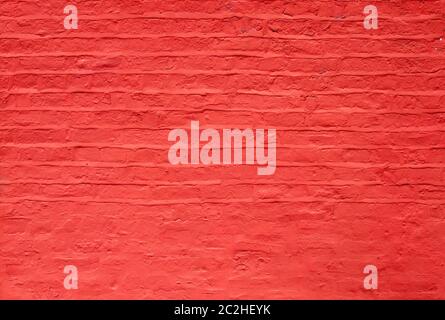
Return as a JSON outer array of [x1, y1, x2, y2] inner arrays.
[[1, 0, 445, 299]]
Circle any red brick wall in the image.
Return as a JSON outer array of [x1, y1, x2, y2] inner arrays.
[[1, 0, 444, 299]]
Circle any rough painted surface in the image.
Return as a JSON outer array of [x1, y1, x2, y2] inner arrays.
[[1, 0, 445, 299]]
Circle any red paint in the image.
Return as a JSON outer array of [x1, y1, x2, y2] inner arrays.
[[1, 0, 444, 299]]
